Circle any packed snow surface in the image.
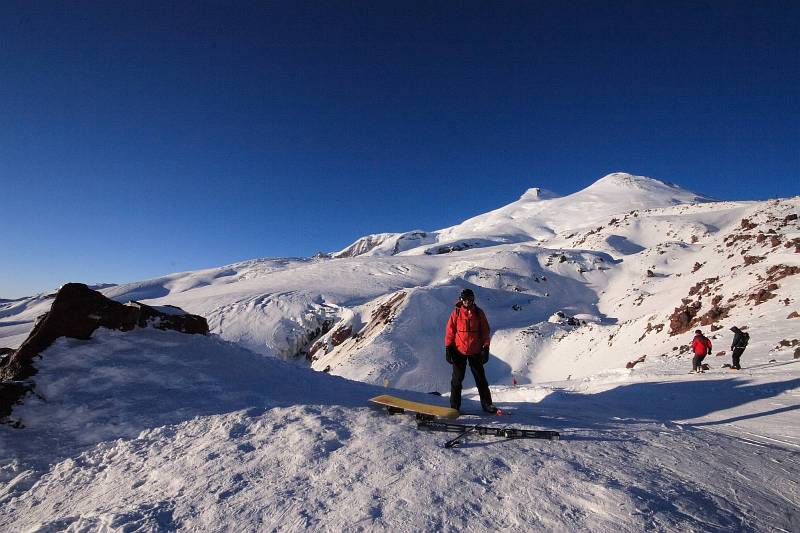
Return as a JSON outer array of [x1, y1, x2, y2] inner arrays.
[[2, 173, 799, 530], [1, 328, 798, 531]]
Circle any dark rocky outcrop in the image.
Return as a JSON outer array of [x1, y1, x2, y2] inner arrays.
[[669, 297, 730, 335], [308, 292, 407, 363], [0, 283, 208, 420], [0, 381, 35, 426], [668, 276, 731, 335], [425, 242, 478, 255], [293, 319, 334, 360], [747, 283, 779, 305], [307, 323, 348, 361], [626, 355, 646, 369], [776, 339, 799, 349], [637, 322, 664, 342], [127, 301, 209, 335], [307, 340, 325, 360], [331, 324, 353, 346], [743, 255, 765, 266], [1, 283, 138, 382], [688, 277, 720, 297], [697, 304, 731, 326], [669, 300, 702, 335], [784, 237, 800, 253], [765, 264, 800, 282], [740, 218, 757, 231]]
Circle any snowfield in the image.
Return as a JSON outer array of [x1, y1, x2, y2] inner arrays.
[[1, 329, 798, 531], [1, 173, 799, 531]]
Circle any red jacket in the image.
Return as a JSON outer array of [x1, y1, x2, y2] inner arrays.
[[445, 302, 490, 356], [692, 334, 712, 355]]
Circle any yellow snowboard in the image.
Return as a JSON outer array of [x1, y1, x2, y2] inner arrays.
[[369, 394, 460, 419]]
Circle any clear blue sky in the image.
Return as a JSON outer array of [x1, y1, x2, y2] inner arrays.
[[2, 2, 798, 298]]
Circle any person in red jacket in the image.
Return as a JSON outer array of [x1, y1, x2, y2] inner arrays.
[[445, 288, 497, 413], [691, 329, 712, 373]]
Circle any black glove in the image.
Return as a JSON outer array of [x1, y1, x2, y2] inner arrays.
[[446, 345, 455, 364], [480, 346, 489, 364]]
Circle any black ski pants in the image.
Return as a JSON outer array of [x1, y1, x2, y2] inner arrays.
[[731, 347, 746, 370], [692, 354, 706, 372], [450, 353, 492, 410]]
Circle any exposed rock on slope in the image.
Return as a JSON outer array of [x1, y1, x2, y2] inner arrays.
[[310, 291, 407, 366], [0, 283, 208, 418]]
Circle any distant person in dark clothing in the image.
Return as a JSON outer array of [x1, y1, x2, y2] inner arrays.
[[445, 288, 497, 413], [729, 326, 749, 370], [691, 329, 712, 373]]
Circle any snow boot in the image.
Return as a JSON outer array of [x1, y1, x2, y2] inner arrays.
[[482, 404, 499, 414]]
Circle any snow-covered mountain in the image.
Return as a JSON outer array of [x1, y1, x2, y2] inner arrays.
[[2, 172, 798, 530], [1, 172, 795, 393], [332, 173, 711, 258]]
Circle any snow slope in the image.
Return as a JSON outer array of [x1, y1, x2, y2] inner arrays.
[[1, 327, 798, 531], [0, 293, 60, 351]]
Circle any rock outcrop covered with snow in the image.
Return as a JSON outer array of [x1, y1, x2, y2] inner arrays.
[[0, 283, 208, 418]]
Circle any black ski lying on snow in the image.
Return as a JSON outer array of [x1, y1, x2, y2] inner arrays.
[[443, 424, 479, 449], [417, 419, 560, 443]]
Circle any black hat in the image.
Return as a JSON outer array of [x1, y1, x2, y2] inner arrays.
[[460, 288, 475, 301], [695, 329, 702, 334]]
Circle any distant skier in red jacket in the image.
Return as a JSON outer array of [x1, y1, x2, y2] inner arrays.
[[445, 288, 497, 413], [691, 329, 712, 373]]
